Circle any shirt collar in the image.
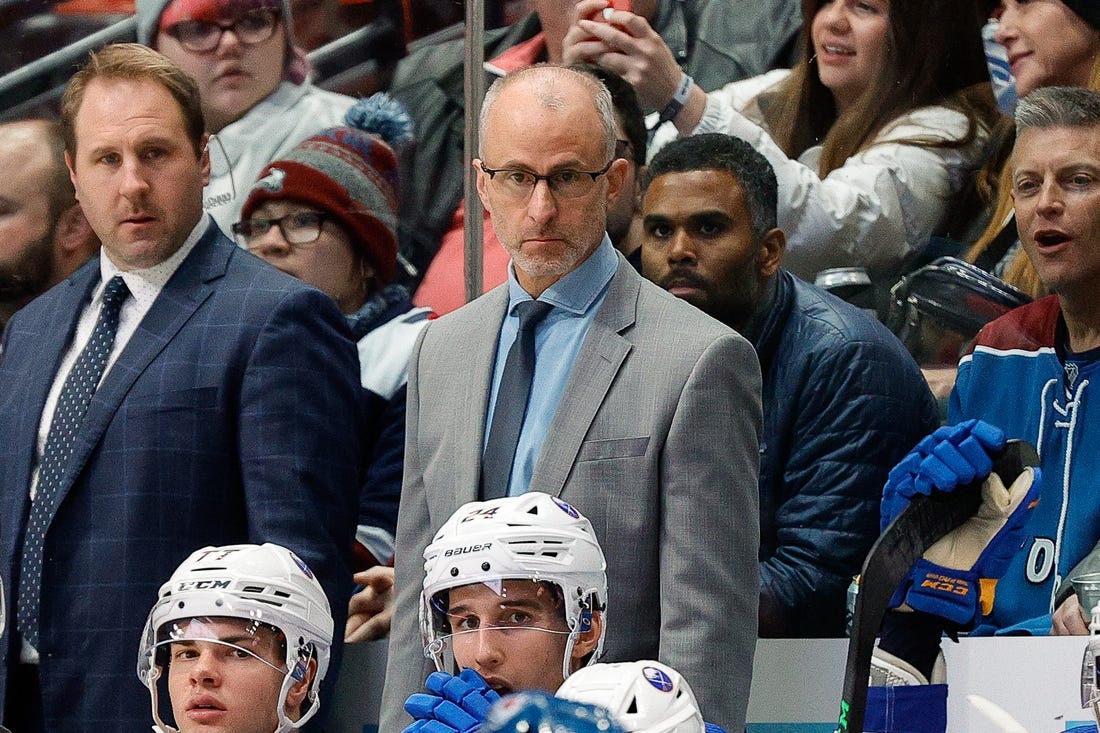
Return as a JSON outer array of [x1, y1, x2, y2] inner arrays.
[[506, 234, 618, 316], [98, 214, 209, 309]]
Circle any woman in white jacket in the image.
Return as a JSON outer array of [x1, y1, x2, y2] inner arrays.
[[564, 0, 999, 286]]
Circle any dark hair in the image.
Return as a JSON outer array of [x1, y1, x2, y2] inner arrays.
[[763, 0, 997, 174], [645, 133, 778, 240], [61, 43, 205, 158], [574, 64, 647, 168]]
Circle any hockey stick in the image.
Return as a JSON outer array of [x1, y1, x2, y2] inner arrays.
[[836, 439, 1039, 733]]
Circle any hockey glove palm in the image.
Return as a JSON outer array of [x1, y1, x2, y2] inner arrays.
[[888, 464, 1041, 628], [404, 669, 502, 733]]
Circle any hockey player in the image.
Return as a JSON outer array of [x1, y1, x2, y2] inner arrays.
[[403, 492, 607, 733], [854, 419, 1043, 733], [136, 543, 333, 733]]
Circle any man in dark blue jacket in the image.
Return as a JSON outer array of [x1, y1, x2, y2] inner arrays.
[[641, 132, 938, 637]]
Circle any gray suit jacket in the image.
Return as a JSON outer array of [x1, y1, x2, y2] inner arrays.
[[379, 256, 762, 731]]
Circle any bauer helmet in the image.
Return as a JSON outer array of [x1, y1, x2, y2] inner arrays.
[[420, 492, 608, 681], [137, 543, 333, 733]]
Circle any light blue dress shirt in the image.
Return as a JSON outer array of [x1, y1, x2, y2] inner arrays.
[[484, 235, 618, 496]]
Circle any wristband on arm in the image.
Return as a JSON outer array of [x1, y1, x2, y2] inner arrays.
[[657, 72, 693, 125]]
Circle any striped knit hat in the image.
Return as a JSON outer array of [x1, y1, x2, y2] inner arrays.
[[240, 94, 414, 285]]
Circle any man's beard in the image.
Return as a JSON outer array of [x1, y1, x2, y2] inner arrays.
[[0, 230, 54, 306]]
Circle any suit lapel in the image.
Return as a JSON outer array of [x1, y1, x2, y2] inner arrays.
[[58, 224, 227, 506], [450, 286, 509, 506], [17, 262, 100, 455], [529, 258, 638, 496]]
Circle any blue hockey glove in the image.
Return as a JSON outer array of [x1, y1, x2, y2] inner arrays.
[[881, 419, 1007, 532], [403, 669, 502, 733], [888, 462, 1041, 628]]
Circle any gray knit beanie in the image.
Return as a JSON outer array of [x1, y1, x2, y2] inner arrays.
[[135, 0, 294, 47]]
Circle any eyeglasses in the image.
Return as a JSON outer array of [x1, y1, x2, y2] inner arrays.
[[479, 160, 614, 199], [164, 9, 280, 53], [233, 211, 330, 247]]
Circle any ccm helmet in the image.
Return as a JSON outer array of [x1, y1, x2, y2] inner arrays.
[[557, 661, 706, 733], [420, 492, 608, 680], [137, 543, 333, 733]]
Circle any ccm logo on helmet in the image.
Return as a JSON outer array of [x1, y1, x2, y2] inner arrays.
[[444, 543, 492, 557], [175, 579, 232, 591]]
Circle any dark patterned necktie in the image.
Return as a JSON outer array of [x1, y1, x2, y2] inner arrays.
[[481, 300, 554, 500], [16, 275, 130, 647]]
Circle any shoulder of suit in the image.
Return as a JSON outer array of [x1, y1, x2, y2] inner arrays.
[[421, 283, 507, 331], [220, 243, 333, 305], [634, 276, 740, 343]]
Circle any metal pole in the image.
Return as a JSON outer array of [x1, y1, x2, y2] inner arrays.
[[463, 0, 487, 303]]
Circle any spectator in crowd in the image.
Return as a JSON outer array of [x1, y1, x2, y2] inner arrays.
[[379, 65, 762, 733], [641, 132, 938, 637], [234, 94, 430, 639], [572, 0, 998, 288], [964, 0, 1100, 299], [137, 543, 334, 733], [136, 0, 356, 234], [0, 43, 361, 731], [413, 64, 648, 315], [0, 119, 99, 329], [388, 0, 801, 289], [910, 86, 1100, 635]]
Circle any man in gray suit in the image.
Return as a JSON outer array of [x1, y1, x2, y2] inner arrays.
[[379, 65, 762, 733]]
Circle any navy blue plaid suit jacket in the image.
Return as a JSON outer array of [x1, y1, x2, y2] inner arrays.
[[0, 221, 362, 730]]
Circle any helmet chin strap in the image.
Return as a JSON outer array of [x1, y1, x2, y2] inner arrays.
[[145, 666, 179, 733]]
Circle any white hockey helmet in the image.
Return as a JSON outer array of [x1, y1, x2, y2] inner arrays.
[[137, 543, 333, 733], [556, 661, 705, 733], [420, 492, 608, 681]]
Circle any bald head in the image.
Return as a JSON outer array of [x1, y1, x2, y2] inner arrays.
[[478, 65, 617, 162]]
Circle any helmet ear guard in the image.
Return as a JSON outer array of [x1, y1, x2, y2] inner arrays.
[[579, 609, 593, 631]]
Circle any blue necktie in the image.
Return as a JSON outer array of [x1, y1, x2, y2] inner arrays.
[[481, 300, 554, 500], [16, 275, 130, 647]]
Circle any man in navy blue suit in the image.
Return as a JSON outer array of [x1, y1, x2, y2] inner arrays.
[[0, 43, 362, 731]]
